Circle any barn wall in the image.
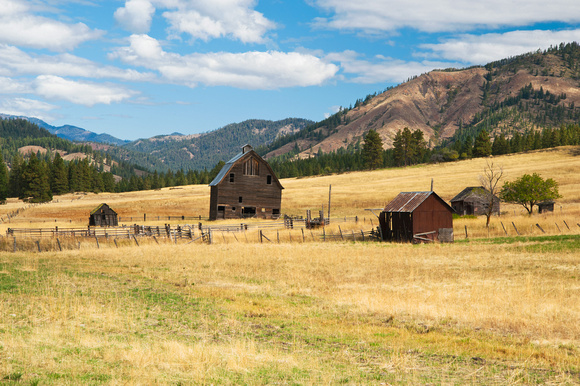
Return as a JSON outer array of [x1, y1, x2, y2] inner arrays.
[[211, 154, 282, 220], [413, 195, 453, 241]]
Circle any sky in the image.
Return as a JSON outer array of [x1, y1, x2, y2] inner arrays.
[[2, 1, 580, 141]]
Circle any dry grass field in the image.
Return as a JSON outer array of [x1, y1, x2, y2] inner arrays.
[[1, 147, 580, 384]]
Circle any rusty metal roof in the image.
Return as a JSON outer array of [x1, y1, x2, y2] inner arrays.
[[383, 191, 445, 213]]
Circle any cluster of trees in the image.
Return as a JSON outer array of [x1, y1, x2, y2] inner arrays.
[[0, 152, 117, 203]]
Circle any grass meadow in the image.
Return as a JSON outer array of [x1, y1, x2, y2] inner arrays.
[[0, 146, 580, 384]]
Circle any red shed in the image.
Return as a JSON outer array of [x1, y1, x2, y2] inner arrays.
[[379, 191, 454, 243]]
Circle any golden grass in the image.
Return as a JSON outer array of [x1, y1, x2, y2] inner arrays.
[[1, 147, 580, 383]]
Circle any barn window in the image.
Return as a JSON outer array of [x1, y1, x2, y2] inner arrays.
[[239, 196, 242, 203], [243, 157, 259, 176], [229, 173, 235, 183], [273, 209, 280, 215], [267, 175, 272, 184]]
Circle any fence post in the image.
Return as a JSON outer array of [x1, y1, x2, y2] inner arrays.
[[536, 224, 545, 233], [95, 236, 100, 249], [132, 235, 140, 246], [512, 222, 520, 235], [323, 228, 326, 242], [464, 225, 468, 239], [277, 230, 280, 243], [338, 225, 344, 240], [13, 237, 16, 252], [361, 230, 365, 241], [301, 228, 305, 243], [36, 240, 41, 253], [114, 239, 118, 248], [555, 223, 561, 233], [500, 222, 508, 236], [563, 220, 570, 230], [57, 238, 62, 251]]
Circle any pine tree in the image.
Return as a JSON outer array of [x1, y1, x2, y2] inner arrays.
[[473, 129, 492, 157], [50, 152, 69, 195], [20, 153, 52, 203], [0, 150, 8, 203], [362, 129, 384, 169]]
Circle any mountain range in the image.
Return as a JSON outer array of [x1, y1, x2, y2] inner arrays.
[[3, 42, 580, 172]]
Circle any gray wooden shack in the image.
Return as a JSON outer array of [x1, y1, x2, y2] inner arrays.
[[209, 145, 283, 220], [450, 186, 500, 216], [538, 201, 555, 213], [89, 203, 118, 226]]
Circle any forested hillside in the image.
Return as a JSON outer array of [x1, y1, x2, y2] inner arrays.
[[123, 118, 313, 171], [261, 42, 580, 161]]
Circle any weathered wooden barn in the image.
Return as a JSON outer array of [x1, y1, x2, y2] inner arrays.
[[450, 186, 500, 216], [379, 191, 454, 243], [209, 145, 283, 220], [89, 203, 118, 226], [538, 200, 555, 213]]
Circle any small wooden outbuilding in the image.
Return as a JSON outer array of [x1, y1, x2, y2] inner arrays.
[[89, 203, 118, 227], [379, 191, 454, 243], [450, 186, 500, 216], [538, 201, 555, 213], [209, 144, 283, 220]]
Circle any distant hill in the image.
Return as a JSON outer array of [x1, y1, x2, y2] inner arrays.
[[262, 42, 580, 159], [122, 118, 313, 171], [0, 114, 129, 146]]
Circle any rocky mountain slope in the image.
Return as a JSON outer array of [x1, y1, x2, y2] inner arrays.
[[264, 42, 580, 159]]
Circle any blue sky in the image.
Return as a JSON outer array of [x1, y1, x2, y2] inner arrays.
[[2, 0, 580, 140]]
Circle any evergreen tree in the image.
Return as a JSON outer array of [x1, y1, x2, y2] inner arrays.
[[473, 129, 492, 157], [20, 153, 52, 203], [50, 152, 69, 195], [362, 129, 384, 169], [8, 154, 24, 198], [0, 150, 8, 203]]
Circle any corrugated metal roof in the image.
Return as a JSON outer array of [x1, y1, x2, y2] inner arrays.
[[208, 150, 246, 186], [383, 192, 434, 213]]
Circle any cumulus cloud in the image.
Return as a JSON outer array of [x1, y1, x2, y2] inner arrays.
[[327, 50, 458, 84], [312, 0, 580, 33], [34, 75, 136, 106], [420, 29, 580, 64], [110, 34, 338, 89], [114, 0, 156, 33], [0, 76, 31, 94], [0, 44, 155, 81], [0, 2, 103, 51], [0, 97, 59, 121], [114, 0, 276, 43]]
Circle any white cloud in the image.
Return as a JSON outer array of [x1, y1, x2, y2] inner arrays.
[[114, 0, 276, 43], [312, 0, 580, 33], [0, 5, 103, 52], [420, 29, 580, 65], [111, 34, 338, 89], [327, 51, 457, 84], [0, 97, 59, 121], [0, 44, 154, 81], [34, 75, 136, 106], [114, 0, 156, 33], [0, 76, 31, 94]]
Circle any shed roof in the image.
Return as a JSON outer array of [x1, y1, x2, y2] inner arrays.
[[450, 186, 494, 202], [90, 203, 116, 215], [383, 191, 454, 213]]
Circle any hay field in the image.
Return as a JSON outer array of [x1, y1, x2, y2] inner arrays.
[[1, 147, 580, 384]]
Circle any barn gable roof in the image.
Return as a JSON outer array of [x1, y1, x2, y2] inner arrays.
[[208, 145, 283, 189], [90, 203, 116, 215], [383, 191, 454, 213], [450, 186, 496, 203]]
